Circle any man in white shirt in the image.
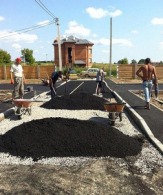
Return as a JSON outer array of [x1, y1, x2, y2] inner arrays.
[[10, 57, 25, 99]]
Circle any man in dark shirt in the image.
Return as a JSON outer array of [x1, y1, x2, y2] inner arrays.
[[50, 71, 62, 98]]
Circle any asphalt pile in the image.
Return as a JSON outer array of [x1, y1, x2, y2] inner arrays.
[[41, 93, 107, 110], [0, 93, 144, 161]]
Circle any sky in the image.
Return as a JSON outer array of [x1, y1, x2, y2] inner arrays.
[[0, 0, 163, 64]]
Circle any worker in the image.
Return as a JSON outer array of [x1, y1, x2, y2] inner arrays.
[[49, 70, 63, 98], [10, 57, 25, 99]]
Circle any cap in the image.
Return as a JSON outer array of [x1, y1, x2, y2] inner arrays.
[[16, 57, 21, 63]]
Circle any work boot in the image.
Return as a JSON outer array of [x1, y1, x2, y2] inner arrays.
[[145, 102, 150, 110]]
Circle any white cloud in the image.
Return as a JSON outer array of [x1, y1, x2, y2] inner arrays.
[[109, 9, 122, 17], [113, 38, 133, 47], [92, 38, 109, 45], [85, 7, 122, 19], [151, 17, 163, 25], [0, 30, 38, 43], [92, 33, 98, 38], [131, 30, 139, 34], [91, 38, 133, 47], [0, 16, 5, 21], [86, 7, 108, 19], [102, 49, 109, 53], [12, 43, 21, 49], [160, 42, 163, 49], [65, 21, 90, 37], [37, 20, 50, 26]]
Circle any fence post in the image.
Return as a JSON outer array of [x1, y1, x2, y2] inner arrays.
[[116, 64, 119, 79], [37, 65, 40, 79], [134, 63, 137, 79], [3, 64, 7, 80]]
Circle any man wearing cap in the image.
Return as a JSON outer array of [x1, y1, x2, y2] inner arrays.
[[10, 57, 25, 99]]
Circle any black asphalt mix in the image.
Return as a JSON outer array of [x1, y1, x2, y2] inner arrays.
[[0, 79, 163, 154]]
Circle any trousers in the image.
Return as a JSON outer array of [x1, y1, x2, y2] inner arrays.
[[13, 77, 24, 99], [142, 80, 153, 102]]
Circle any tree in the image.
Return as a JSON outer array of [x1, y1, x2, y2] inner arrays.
[[131, 59, 137, 64], [138, 59, 145, 64], [117, 58, 128, 64], [21, 48, 35, 64], [0, 49, 11, 64]]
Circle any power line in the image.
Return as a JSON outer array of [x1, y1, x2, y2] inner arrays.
[[34, 0, 62, 70], [35, 0, 58, 21], [0, 20, 55, 40]]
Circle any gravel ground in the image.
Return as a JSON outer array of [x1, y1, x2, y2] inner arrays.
[[0, 93, 163, 194]]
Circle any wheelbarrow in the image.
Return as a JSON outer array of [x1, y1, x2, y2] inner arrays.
[[13, 99, 34, 119], [104, 102, 126, 126]]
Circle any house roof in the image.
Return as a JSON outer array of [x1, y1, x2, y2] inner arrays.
[[53, 35, 94, 45]]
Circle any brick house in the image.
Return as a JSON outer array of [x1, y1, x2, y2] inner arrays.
[[53, 35, 94, 68]]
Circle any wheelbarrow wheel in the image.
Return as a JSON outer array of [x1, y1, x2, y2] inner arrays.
[[119, 112, 122, 121], [27, 107, 31, 115], [18, 115, 22, 120], [29, 107, 31, 115], [109, 112, 115, 126], [16, 107, 22, 120]]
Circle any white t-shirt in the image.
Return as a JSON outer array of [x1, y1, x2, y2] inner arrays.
[[10, 64, 23, 77]]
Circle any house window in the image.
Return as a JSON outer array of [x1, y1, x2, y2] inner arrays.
[[89, 58, 92, 63], [89, 49, 92, 54], [68, 47, 72, 63]]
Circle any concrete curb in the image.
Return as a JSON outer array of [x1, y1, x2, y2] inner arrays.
[[104, 80, 163, 153], [113, 90, 163, 154]]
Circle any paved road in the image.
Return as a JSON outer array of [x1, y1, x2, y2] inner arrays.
[[0, 83, 51, 113], [1, 79, 163, 150], [57, 79, 163, 150], [104, 80, 163, 145]]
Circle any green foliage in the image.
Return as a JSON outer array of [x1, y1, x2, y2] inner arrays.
[[117, 58, 128, 64], [92, 62, 117, 77], [0, 49, 11, 64], [62, 65, 86, 76], [131, 59, 137, 64], [21, 48, 35, 65], [138, 59, 145, 64]]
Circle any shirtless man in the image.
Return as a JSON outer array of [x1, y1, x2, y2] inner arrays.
[[136, 58, 157, 110]]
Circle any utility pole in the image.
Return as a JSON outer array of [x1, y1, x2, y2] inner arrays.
[[24, 49, 26, 65], [109, 17, 112, 77], [34, 0, 62, 70], [46, 54, 48, 63], [55, 18, 62, 71]]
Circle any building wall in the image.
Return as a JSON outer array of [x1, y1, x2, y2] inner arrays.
[[54, 43, 93, 68], [75, 45, 87, 61]]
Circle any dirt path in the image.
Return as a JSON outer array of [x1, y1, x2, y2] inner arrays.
[[0, 160, 162, 194]]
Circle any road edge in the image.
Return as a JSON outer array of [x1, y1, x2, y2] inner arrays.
[[103, 80, 163, 154]]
